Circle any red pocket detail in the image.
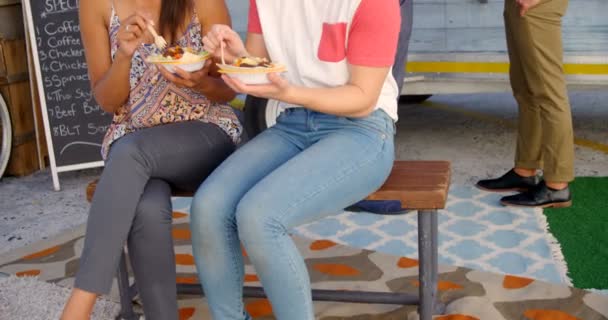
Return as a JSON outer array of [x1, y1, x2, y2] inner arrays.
[[317, 22, 347, 62]]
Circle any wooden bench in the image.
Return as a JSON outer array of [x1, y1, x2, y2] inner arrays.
[[86, 160, 450, 320]]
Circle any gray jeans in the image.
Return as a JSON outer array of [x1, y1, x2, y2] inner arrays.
[[392, 0, 414, 95], [75, 121, 235, 320]]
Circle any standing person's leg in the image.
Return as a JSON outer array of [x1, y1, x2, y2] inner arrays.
[[127, 179, 176, 320], [235, 111, 395, 319], [505, 0, 543, 176], [392, 0, 414, 94], [500, 0, 573, 207], [476, 0, 548, 193], [190, 111, 308, 320], [61, 121, 235, 319]]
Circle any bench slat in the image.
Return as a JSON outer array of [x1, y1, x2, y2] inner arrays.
[[368, 161, 450, 210], [87, 161, 451, 210]]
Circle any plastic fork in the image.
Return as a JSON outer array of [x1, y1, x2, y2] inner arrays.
[[146, 23, 167, 50], [220, 41, 226, 65]]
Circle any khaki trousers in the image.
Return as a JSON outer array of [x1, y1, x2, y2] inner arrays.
[[504, 0, 574, 182]]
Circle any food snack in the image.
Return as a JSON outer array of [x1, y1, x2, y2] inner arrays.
[[163, 45, 186, 59], [161, 45, 206, 62], [145, 45, 211, 72], [232, 56, 274, 68], [217, 56, 286, 85]]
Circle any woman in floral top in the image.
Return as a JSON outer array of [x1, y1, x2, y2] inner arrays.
[[61, 0, 242, 319]]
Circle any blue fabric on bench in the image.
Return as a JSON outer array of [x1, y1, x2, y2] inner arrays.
[[347, 200, 406, 215]]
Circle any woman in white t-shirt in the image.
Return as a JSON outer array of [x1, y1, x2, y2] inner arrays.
[[190, 0, 401, 318]]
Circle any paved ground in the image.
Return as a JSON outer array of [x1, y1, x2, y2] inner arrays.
[[396, 91, 608, 184], [1, 91, 606, 256]]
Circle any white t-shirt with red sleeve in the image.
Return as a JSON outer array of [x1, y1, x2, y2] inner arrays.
[[248, 0, 401, 121]]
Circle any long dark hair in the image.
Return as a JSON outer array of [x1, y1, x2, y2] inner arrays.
[[158, 0, 189, 44]]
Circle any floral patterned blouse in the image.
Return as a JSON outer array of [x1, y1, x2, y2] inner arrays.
[[100, 5, 242, 159]]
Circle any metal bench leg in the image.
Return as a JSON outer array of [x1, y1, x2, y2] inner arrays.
[[418, 210, 437, 320], [116, 249, 139, 320], [430, 209, 446, 314], [431, 209, 438, 307]]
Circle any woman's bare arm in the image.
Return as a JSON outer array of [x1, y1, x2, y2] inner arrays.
[[226, 63, 390, 117], [194, 0, 237, 102], [79, 0, 132, 113], [281, 64, 390, 117], [244, 33, 269, 60]]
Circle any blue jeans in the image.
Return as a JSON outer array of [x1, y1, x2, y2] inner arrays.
[[190, 108, 395, 319]]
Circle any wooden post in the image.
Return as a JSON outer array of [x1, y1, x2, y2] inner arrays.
[[0, 38, 40, 176]]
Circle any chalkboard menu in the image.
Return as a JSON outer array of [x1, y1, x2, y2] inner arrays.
[[24, 0, 111, 171]]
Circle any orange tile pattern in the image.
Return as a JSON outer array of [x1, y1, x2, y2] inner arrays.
[[503, 275, 535, 289], [178, 307, 195, 320], [244, 274, 259, 282], [397, 257, 419, 268], [172, 228, 191, 240], [313, 263, 360, 276], [22, 246, 60, 260], [524, 309, 581, 320], [172, 211, 189, 219], [245, 299, 273, 317], [175, 254, 195, 266], [16, 269, 41, 277], [411, 280, 463, 291], [436, 315, 480, 320], [176, 277, 198, 284], [310, 240, 337, 250]]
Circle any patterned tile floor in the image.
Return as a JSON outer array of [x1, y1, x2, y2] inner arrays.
[[172, 185, 570, 286], [1, 227, 606, 319]]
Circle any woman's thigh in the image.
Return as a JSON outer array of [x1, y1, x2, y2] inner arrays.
[[192, 126, 302, 215], [105, 121, 235, 191], [237, 121, 395, 230]]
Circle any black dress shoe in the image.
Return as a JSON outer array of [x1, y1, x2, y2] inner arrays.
[[476, 169, 541, 192], [500, 182, 572, 208]]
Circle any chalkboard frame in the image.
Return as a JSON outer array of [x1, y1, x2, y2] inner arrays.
[[22, 0, 107, 191]]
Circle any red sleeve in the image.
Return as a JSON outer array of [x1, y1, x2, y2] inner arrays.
[[346, 0, 401, 67], [247, 0, 262, 34]]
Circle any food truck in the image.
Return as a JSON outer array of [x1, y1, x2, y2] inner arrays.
[[224, 0, 608, 132], [3, 0, 606, 184], [401, 0, 607, 99]]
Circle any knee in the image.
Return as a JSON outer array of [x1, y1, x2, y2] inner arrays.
[[105, 136, 146, 167], [235, 197, 286, 247], [132, 195, 172, 234], [190, 185, 237, 240]]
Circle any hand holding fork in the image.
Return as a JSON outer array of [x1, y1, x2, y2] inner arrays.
[[146, 22, 167, 50]]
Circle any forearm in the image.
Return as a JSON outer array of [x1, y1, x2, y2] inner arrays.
[[284, 85, 377, 118], [92, 52, 132, 113], [197, 76, 236, 103], [244, 33, 269, 60]]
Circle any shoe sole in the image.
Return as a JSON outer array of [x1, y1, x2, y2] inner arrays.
[[475, 184, 529, 193], [500, 200, 572, 208]]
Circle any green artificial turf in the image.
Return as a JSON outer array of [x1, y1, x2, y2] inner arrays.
[[544, 177, 608, 290]]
